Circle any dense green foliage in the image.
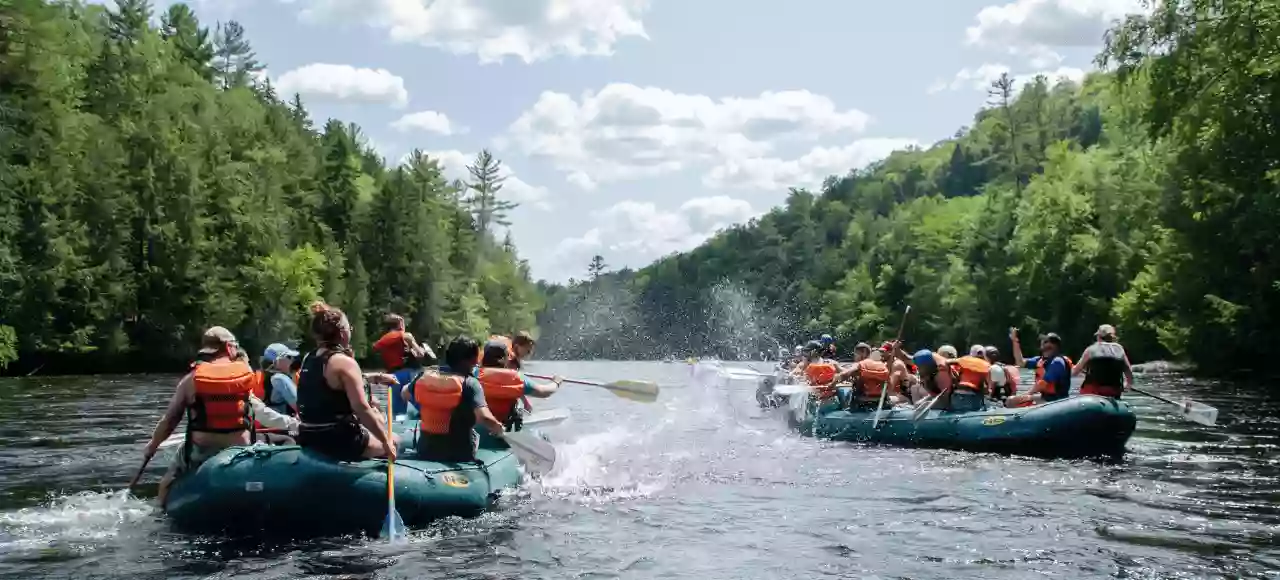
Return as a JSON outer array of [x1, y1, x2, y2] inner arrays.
[[539, 1, 1275, 375], [0, 0, 539, 373]]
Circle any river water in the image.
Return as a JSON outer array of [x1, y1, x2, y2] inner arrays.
[[0, 361, 1277, 579]]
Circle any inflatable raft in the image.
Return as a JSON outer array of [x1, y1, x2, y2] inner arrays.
[[789, 394, 1136, 459], [165, 424, 523, 535]]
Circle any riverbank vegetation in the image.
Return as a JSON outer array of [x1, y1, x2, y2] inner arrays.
[[537, 0, 1276, 376], [0, 0, 539, 374]]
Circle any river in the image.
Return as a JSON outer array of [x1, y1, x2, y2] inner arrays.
[[0, 361, 1277, 579]]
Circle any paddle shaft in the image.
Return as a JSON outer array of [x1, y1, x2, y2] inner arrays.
[[873, 306, 912, 428], [1129, 386, 1179, 407], [526, 374, 599, 387], [127, 455, 153, 491], [385, 385, 398, 542]]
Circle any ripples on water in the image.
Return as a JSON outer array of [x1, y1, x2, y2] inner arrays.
[[0, 363, 1277, 579]]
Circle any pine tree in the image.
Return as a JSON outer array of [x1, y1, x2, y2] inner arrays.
[[212, 20, 262, 90], [464, 150, 518, 246]]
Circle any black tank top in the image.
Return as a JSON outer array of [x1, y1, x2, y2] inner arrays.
[[297, 350, 353, 424]]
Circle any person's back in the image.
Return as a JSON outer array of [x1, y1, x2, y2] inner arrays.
[[949, 355, 990, 412], [1078, 325, 1131, 398], [414, 336, 505, 463]]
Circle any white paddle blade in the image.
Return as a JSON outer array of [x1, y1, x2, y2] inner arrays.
[[1180, 398, 1219, 426], [379, 508, 407, 542], [523, 408, 571, 429], [773, 384, 813, 397], [504, 431, 558, 475]]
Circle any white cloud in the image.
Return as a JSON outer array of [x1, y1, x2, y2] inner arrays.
[[390, 110, 466, 136], [704, 138, 920, 191], [275, 63, 409, 108], [553, 196, 760, 276], [500, 83, 876, 191], [409, 149, 552, 211], [927, 63, 1087, 94], [286, 0, 652, 64], [965, 0, 1144, 48]]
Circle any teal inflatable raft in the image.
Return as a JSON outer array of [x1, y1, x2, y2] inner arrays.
[[792, 394, 1137, 460], [166, 425, 523, 535]]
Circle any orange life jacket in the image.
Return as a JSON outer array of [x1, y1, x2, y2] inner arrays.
[[189, 360, 257, 433], [856, 360, 891, 398], [413, 372, 464, 435], [953, 356, 991, 393], [805, 361, 838, 400], [476, 367, 525, 424], [373, 330, 408, 370], [1035, 355, 1073, 398]]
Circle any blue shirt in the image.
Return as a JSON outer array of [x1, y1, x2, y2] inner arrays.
[[1024, 355, 1068, 384], [267, 372, 298, 414]]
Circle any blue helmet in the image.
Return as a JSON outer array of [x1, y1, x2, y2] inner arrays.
[[912, 349, 936, 367], [820, 334, 834, 345]]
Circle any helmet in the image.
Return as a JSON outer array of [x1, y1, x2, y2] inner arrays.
[[912, 349, 936, 367], [820, 334, 834, 345]]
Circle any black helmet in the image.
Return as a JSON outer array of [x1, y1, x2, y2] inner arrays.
[[803, 340, 824, 354]]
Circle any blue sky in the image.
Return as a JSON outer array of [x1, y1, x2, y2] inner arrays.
[[148, 0, 1141, 282]]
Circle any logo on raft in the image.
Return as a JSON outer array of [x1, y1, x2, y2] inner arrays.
[[440, 473, 470, 488], [981, 416, 1007, 426]]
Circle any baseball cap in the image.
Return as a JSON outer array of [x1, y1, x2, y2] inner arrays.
[[198, 326, 238, 354], [1040, 332, 1063, 345], [969, 344, 985, 357], [879, 341, 896, 352], [984, 345, 1000, 359], [1096, 324, 1117, 339], [263, 342, 299, 363], [854, 342, 871, 351], [938, 345, 958, 358]]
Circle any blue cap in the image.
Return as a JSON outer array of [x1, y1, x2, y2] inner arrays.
[[820, 334, 834, 345], [912, 349, 936, 367], [263, 343, 299, 363]]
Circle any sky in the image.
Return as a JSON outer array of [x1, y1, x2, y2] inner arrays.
[[134, 0, 1144, 282]]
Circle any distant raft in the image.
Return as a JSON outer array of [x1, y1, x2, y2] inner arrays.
[[787, 394, 1137, 460], [165, 423, 523, 535]]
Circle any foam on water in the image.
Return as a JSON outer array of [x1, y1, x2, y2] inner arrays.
[[0, 490, 154, 557]]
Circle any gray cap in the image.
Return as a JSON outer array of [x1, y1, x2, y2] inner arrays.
[[1096, 324, 1117, 339]]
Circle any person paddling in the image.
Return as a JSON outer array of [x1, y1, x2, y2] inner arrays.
[[141, 327, 299, 509], [833, 342, 892, 410], [372, 313, 434, 416], [1072, 324, 1133, 399], [950, 347, 991, 412], [475, 339, 562, 440], [295, 302, 400, 462], [410, 336, 505, 462], [1004, 328, 1072, 408]]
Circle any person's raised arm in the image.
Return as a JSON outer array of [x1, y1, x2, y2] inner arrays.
[[143, 373, 193, 457], [402, 332, 427, 360], [1010, 327, 1027, 368]]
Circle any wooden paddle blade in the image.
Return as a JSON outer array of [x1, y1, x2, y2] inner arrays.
[[603, 380, 660, 403], [504, 431, 558, 475], [523, 408, 571, 429]]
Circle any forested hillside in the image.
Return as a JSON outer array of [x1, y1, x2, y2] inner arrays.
[[537, 0, 1279, 376], [0, 0, 540, 374]]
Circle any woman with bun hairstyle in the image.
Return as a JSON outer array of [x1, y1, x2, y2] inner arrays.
[[295, 301, 400, 461]]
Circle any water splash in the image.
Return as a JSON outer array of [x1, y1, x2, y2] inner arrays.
[[0, 490, 155, 558], [703, 280, 791, 361]]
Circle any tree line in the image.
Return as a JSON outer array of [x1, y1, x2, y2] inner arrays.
[[536, 0, 1277, 376], [0, 0, 539, 374]]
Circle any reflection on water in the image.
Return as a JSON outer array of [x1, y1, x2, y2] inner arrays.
[[0, 363, 1278, 579]]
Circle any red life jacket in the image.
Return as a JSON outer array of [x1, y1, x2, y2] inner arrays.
[[413, 372, 463, 435], [189, 360, 257, 433], [476, 367, 525, 424]]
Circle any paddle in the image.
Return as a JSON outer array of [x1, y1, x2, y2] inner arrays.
[[913, 386, 949, 422], [526, 374, 660, 403], [379, 385, 407, 542], [522, 407, 570, 429], [873, 306, 911, 429], [1130, 387, 1219, 426], [502, 430, 558, 475], [126, 455, 153, 492]]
